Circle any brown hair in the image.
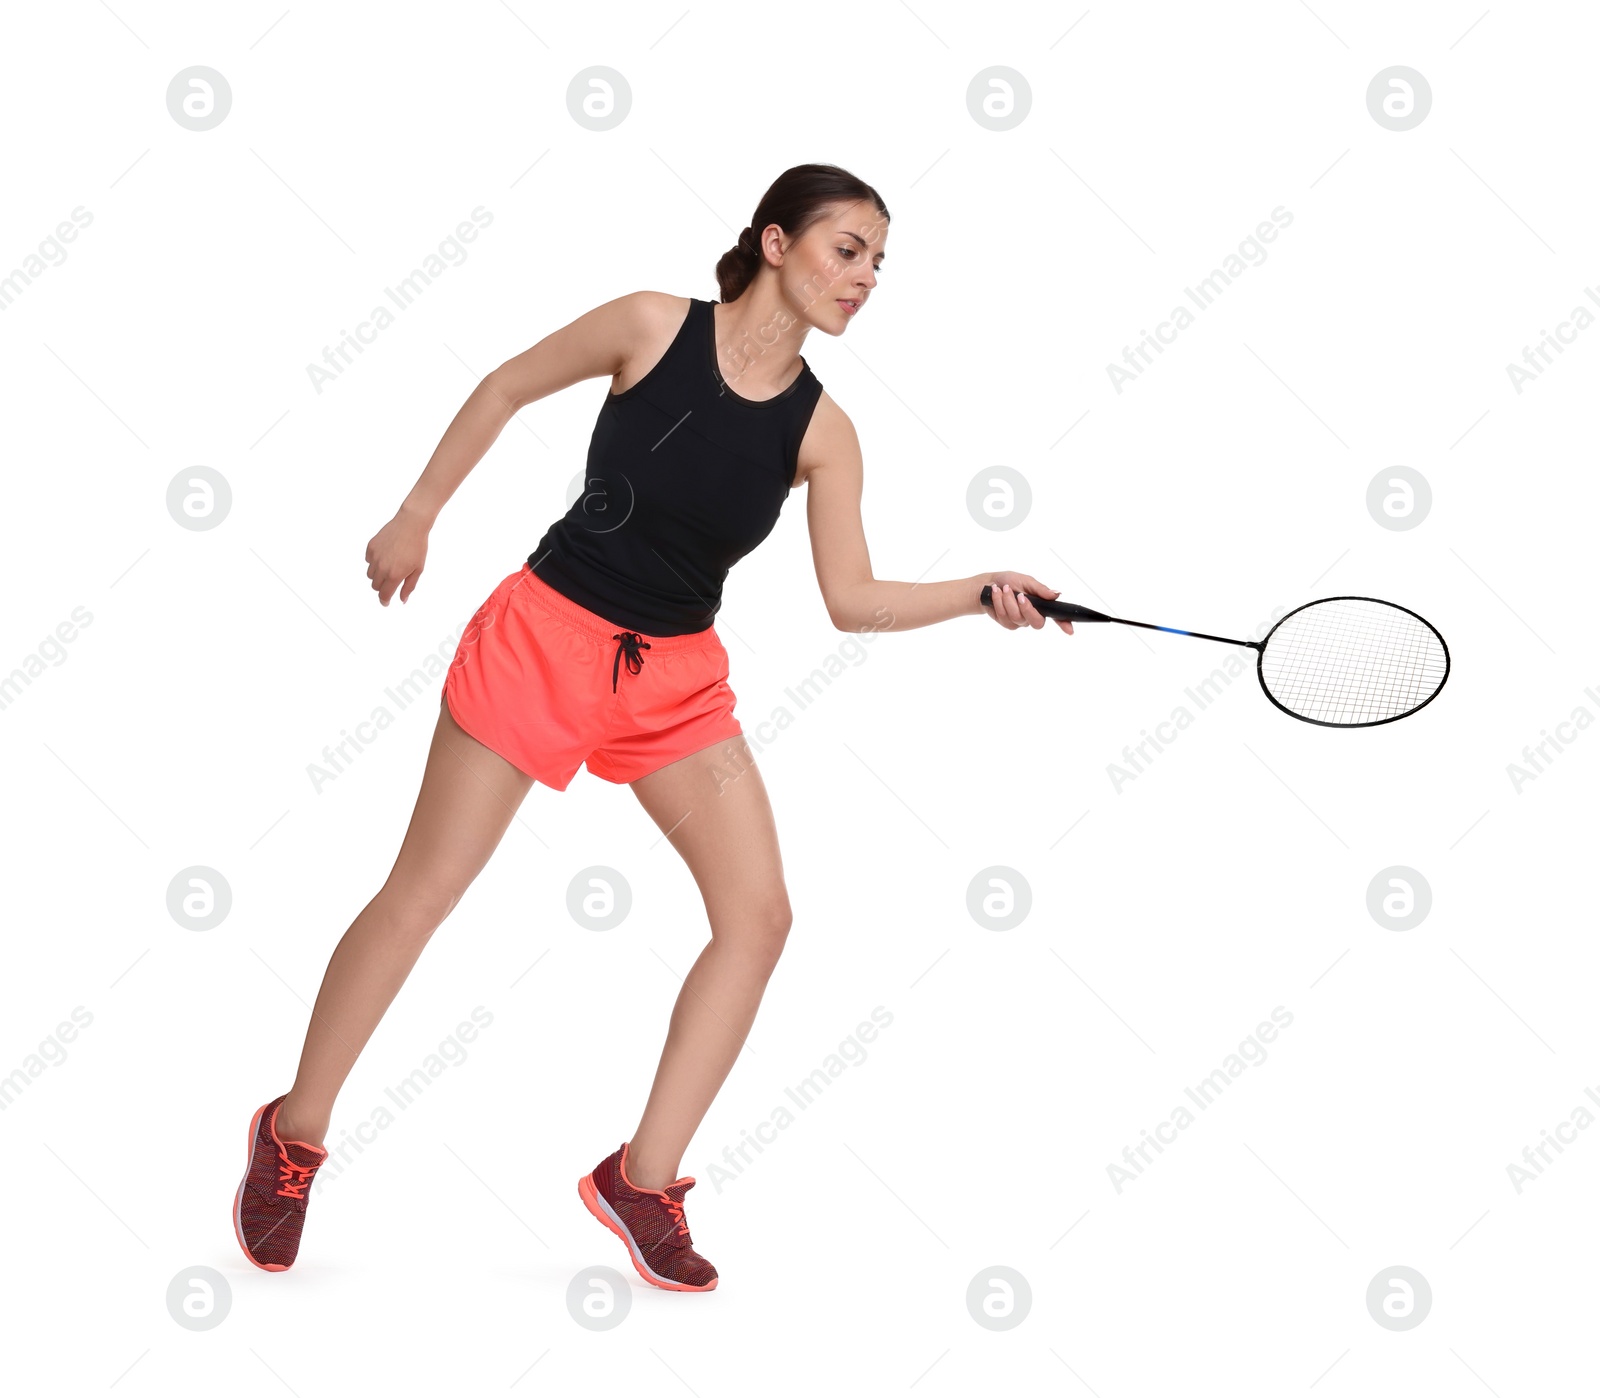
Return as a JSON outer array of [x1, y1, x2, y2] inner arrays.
[[715, 163, 890, 302]]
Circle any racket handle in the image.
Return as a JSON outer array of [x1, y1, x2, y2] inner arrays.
[[979, 585, 1110, 623]]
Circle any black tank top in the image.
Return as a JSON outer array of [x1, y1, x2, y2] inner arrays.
[[526, 296, 824, 636]]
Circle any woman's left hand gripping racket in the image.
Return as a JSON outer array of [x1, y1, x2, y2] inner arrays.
[[979, 587, 1449, 728]]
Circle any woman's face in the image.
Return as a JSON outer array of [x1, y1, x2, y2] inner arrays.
[[776, 199, 888, 334]]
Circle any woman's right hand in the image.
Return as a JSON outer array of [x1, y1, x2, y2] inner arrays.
[[984, 572, 1074, 634], [365, 504, 431, 605]]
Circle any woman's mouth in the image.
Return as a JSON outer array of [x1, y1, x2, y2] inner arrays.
[[837, 298, 860, 316]]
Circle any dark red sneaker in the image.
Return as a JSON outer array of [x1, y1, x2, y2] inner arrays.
[[232, 1094, 328, 1272], [578, 1142, 718, 1291]]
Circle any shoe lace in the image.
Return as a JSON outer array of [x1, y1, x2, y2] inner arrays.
[[276, 1148, 317, 1200], [663, 1196, 690, 1241]]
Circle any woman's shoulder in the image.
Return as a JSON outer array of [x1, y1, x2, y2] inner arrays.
[[630, 289, 697, 328], [592, 290, 696, 347], [794, 389, 856, 490], [808, 387, 848, 428]]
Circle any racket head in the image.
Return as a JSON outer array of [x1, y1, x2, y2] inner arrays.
[[1256, 596, 1450, 728]]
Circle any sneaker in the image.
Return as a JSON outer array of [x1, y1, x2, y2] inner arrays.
[[232, 1094, 328, 1272], [578, 1141, 718, 1291]]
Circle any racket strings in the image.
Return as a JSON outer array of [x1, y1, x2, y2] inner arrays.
[[1260, 599, 1447, 725]]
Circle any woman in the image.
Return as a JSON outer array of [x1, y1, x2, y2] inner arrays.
[[232, 163, 1072, 1292]]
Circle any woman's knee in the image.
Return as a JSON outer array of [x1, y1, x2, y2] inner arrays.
[[714, 893, 792, 965], [375, 878, 465, 937]]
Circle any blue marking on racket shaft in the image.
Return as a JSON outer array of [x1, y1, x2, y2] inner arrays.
[[1117, 618, 1261, 649]]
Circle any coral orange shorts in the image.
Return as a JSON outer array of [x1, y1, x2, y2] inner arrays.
[[440, 563, 744, 790]]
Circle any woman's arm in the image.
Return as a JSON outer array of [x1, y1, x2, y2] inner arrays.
[[365, 291, 660, 604], [802, 396, 1072, 634], [400, 290, 657, 526]]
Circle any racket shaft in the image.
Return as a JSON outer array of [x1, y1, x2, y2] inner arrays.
[[978, 586, 1254, 648]]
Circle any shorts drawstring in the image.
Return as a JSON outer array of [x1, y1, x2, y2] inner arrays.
[[611, 631, 651, 692]]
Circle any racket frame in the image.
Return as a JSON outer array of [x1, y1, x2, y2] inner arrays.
[[1254, 595, 1451, 729]]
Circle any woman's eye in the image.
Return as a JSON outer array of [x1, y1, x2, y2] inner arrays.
[[839, 248, 884, 273]]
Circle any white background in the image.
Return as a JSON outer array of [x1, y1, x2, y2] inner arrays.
[[2, 1, 1596, 1393]]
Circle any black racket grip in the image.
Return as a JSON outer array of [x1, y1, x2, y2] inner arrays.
[[979, 585, 1110, 623]]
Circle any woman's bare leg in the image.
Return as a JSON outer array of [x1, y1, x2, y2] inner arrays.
[[273, 697, 535, 1146], [622, 736, 793, 1189]]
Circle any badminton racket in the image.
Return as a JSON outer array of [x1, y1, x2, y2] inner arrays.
[[978, 589, 1449, 728]]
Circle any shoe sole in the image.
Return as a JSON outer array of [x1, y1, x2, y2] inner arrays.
[[233, 1100, 291, 1273], [577, 1173, 717, 1292]]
